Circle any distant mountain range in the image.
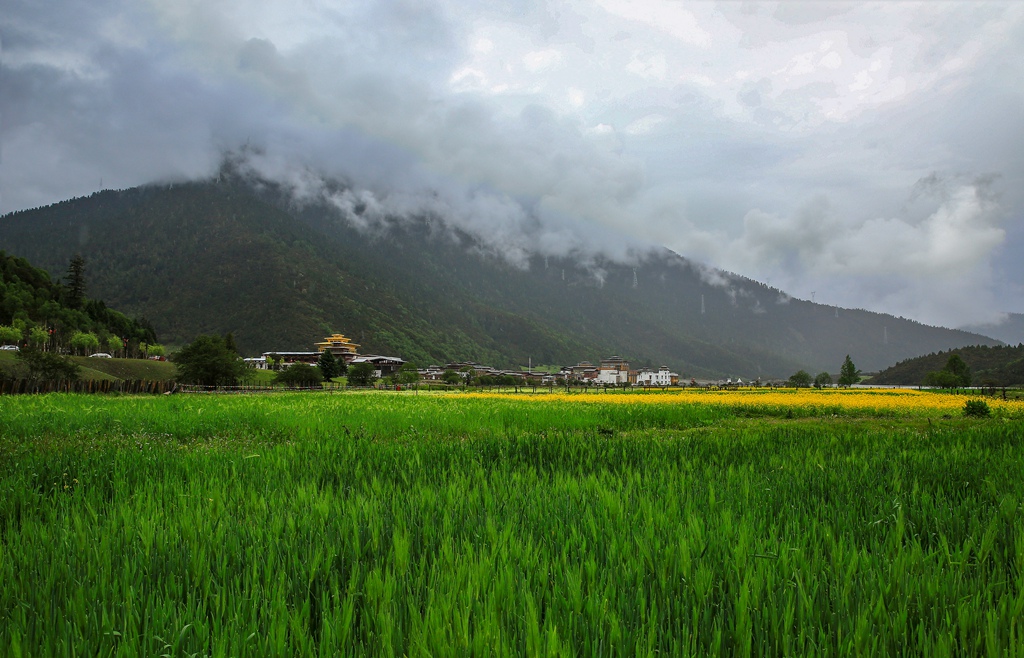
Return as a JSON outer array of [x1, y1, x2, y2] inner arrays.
[[960, 313, 1024, 347], [0, 172, 1002, 378]]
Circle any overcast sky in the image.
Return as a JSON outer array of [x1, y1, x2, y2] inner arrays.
[[3, 1, 1023, 329]]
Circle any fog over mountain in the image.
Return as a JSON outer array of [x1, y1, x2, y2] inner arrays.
[[0, 177, 1002, 377], [3, 1, 1023, 329]]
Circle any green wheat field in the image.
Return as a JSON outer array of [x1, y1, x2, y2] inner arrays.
[[1, 391, 1022, 656]]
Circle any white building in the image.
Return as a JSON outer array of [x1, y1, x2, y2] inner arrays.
[[595, 356, 630, 385], [634, 366, 679, 387]]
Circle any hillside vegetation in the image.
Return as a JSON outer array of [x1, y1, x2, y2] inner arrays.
[[0, 175, 1000, 377], [869, 344, 1024, 386], [0, 250, 156, 352], [68, 356, 177, 382], [0, 351, 176, 383]]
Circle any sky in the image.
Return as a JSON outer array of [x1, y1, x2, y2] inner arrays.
[[3, 0, 1023, 330]]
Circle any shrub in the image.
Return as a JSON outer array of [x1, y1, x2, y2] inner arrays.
[[173, 335, 247, 386], [963, 399, 991, 418], [274, 363, 324, 387], [15, 347, 80, 381], [347, 362, 378, 387], [788, 370, 812, 388]]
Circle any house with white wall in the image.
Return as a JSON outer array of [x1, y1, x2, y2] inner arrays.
[[634, 366, 679, 387], [596, 356, 630, 385]]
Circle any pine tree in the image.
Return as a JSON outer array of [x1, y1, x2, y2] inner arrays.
[[838, 355, 861, 387], [65, 254, 87, 309], [317, 349, 339, 380]]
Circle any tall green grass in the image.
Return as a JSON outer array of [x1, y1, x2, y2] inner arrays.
[[1, 393, 1022, 656]]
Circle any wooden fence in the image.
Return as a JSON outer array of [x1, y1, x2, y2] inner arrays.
[[0, 379, 176, 396], [1, 380, 347, 396]]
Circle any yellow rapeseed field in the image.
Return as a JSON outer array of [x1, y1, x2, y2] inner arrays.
[[470, 387, 1024, 416]]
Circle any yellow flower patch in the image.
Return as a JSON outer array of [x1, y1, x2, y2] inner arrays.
[[468, 388, 1024, 416]]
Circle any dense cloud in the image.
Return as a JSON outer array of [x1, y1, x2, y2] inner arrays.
[[2, 0, 1022, 328]]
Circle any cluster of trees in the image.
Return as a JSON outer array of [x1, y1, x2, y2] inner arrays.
[[788, 355, 861, 388], [265, 351, 346, 388], [347, 362, 420, 388], [8, 347, 81, 382], [274, 364, 324, 387], [0, 324, 163, 359], [269, 352, 419, 388], [172, 335, 331, 388], [871, 345, 1024, 386], [0, 252, 158, 358], [346, 362, 377, 387], [173, 335, 247, 386], [62, 331, 166, 358], [172, 336, 426, 389], [475, 373, 523, 387], [923, 354, 972, 388]]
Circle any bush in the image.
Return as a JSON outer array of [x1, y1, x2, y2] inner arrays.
[[347, 362, 378, 387], [963, 399, 991, 418], [15, 347, 80, 381], [924, 370, 960, 388], [925, 354, 973, 388], [173, 335, 247, 386], [274, 363, 324, 387], [395, 363, 421, 385], [788, 370, 812, 388]]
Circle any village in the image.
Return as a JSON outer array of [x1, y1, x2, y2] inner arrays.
[[244, 333, 691, 387]]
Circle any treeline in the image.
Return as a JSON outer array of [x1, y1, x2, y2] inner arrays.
[[870, 344, 1024, 386], [0, 251, 158, 356]]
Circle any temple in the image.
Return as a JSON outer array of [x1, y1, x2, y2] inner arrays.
[[314, 333, 361, 364]]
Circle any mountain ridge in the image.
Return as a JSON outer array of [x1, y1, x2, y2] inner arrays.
[[0, 176, 1001, 377], [960, 312, 1024, 347]]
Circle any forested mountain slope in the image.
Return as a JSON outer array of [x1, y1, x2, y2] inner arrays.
[[0, 177, 1000, 377], [869, 344, 1024, 386], [0, 250, 156, 350]]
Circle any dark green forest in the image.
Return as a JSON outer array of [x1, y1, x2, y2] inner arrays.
[[869, 344, 1024, 386], [0, 251, 156, 354], [0, 173, 1002, 377]]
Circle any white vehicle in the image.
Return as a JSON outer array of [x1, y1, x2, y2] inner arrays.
[[89, 352, 113, 358], [0, 345, 19, 351]]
